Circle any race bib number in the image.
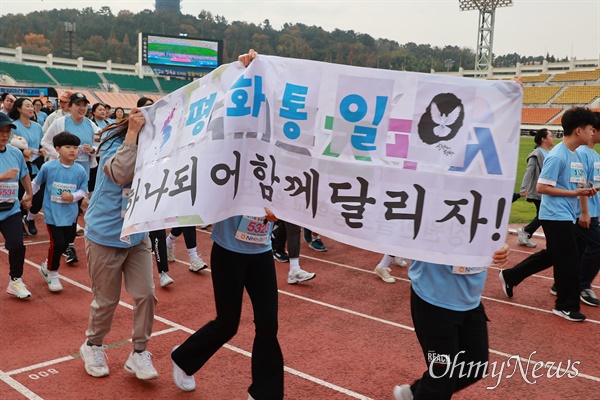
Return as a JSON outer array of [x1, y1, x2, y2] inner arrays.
[[50, 182, 76, 203], [451, 265, 488, 275], [121, 188, 131, 218], [593, 162, 600, 182], [0, 182, 18, 202], [570, 162, 585, 184], [235, 215, 271, 244], [77, 146, 89, 163]]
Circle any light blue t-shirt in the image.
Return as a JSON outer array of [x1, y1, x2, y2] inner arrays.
[[36, 111, 47, 126], [84, 135, 147, 248], [64, 116, 95, 175], [408, 261, 488, 311], [211, 215, 273, 254], [12, 120, 44, 175], [93, 119, 109, 130], [575, 145, 600, 218], [0, 145, 28, 221], [538, 142, 584, 223], [34, 160, 88, 226]]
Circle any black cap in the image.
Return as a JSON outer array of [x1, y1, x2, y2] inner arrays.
[[69, 92, 89, 105], [0, 112, 16, 130]]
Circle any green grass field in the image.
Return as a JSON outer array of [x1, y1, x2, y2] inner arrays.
[[510, 135, 538, 224]]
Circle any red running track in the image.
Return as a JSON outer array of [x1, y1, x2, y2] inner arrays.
[[0, 217, 598, 399]]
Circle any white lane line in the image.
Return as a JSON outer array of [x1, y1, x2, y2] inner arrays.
[[5, 249, 600, 392], [300, 254, 600, 317], [6, 257, 372, 400], [0, 371, 43, 400]]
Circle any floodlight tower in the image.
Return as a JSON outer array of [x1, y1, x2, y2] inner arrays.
[[459, 0, 513, 72]]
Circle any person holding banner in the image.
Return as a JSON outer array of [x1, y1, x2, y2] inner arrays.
[[80, 108, 159, 380], [170, 213, 283, 399], [170, 49, 284, 400], [393, 244, 509, 400]]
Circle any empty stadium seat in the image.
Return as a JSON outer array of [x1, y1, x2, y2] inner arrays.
[[0, 61, 55, 85], [521, 108, 562, 125], [522, 86, 562, 104], [47, 67, 103, 88], [104, 73, 159, 92], [552, 86, 600, 104], [550, 69, 600, 83]]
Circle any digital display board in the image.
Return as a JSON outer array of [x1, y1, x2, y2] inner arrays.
[[139, 33, 223, 78]]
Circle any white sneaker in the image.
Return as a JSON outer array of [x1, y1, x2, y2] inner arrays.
[[80, 341, 109, 377], [6, 277, 31, 299], [374, 266, 395, 283], [287, 269, 316, 284], [160, 272, 174, 287], [517, 228, 536, 248], [394, 257, 408, 268], [393, 384, 414, 400], [167, 243, 175, 262], [124, 350, 159, 380], [172, 345, 195, 391], [189, 257, 208, 272], [40, 261, 63, 292], [76, 223, 85, 236]]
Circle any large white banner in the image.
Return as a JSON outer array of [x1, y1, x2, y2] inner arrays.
[[122, 55, 522, 267]]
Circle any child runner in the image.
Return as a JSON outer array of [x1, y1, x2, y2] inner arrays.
[[42, 92, 100, 264], [33, 132, 88, 292]]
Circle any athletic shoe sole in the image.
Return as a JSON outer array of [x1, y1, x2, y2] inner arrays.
[[498, 270, 513, 298], [552, 308, 586, 322]]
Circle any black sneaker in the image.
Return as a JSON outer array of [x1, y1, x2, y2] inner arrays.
[[580, 289, 600, 307], [308, 238, 328, 252], [21, 217, 29, 237], [24, 216, 37, 236], [65, 246, 79, 264], [550, 284, 557, 296], [498, 270, 513, 298], [552, 309, 586, 322], [273, 251, 289, 263], [303, 228, 312, 244]]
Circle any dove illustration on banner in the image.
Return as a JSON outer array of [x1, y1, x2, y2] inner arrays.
[[431, 102, 462, 138]]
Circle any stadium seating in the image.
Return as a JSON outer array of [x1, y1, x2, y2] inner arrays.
[[0, 61, 55, 85], [104, 73, 159, 92], [520, 74, 550, 83], [552, 85, 600, 104], [158, 77, 190, 93], [522, 86, 562, 104], [550, 108, 600, 125], [550, 69, 600, 83], [47, 67, 103, 88], [521, 108, 562, 125]]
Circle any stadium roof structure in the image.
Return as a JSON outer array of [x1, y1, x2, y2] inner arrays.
[[459, 0, 513, 73]]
